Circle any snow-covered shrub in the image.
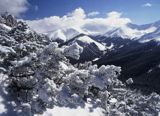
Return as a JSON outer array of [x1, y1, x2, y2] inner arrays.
[[64, 42, 83, 60], [126, 78, 134, 85], [89, 65, 121, 90], [0, 12, 17, 27]]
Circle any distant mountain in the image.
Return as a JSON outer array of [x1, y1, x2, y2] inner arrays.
[[47, 20, 160, 43], [47, 27, 88, 43], [140, 27, 160, 43], [91, 36, 134, 51], [103, 25, 157, 40], [127, 20, 160, 42], [94, 40, 160, 93], [45, 19, 160, 93]]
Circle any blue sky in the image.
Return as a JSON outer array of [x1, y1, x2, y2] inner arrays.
[[23, 0, 160, 24]]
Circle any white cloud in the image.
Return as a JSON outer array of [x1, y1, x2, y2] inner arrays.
[[35, 5, 39, 11], [84, 11, 131, 33], [88, 11, 100, 17], [67, 7, 86, 19], [107, 11, 121, 18], [0, 0, 29, 16], [105, 11, 131, 26], [26, 8, 131, 33], [27, 7, 86, 32], [142, 3, 152, 7]]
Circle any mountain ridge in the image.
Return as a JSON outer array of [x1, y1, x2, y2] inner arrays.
[[46, 20, 160, 43]]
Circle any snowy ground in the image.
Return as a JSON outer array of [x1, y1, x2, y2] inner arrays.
[[0, 74, 105, 116], [36, 103, 105, 116]]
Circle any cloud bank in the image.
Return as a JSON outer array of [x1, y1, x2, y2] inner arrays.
[[142, 3, 152, 7], [88, 11, 100, 17], [0, 0, 29, 16], [26, 8, 132, 33]]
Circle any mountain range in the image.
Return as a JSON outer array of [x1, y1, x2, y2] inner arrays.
[[47, 20, 160, 42], [46, 19, 160, 94]]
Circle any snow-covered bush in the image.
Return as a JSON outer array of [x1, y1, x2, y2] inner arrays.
[[6, 39, 123, 115], [64, 42, 83, 60], [0, 12, 17, 27]]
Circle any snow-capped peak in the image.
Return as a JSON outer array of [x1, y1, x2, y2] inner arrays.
[[139, 27, 160, 43], [76, 35, 106, 51], [48, 27, 89, 43], [47, 19, 160, 44], [0, 23, 12, 31], [48, 29, 67, 42], [103, 25, 157, 40]]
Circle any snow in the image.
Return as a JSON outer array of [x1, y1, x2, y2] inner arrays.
[[154, 37, 160, 42], [25, 28, 32, 34], [126, 78, 133, 85], [0, 73, 17, 116], [64, 42, 83, 60], [119, 45, 124, 48], [139, 39, 151, 43], [0, 45, 16, 54], [35, 103, 105, 116], [147, 69, 153, 73], [38, 89, 51, 103], [143, 26, 157, 34], [10, 56, 31, 67], [92, 58, 99, 61], [104, 26, 157, 40], [48, 27, 89, 42], [62, 27, 88, 40], [47, 21, 158, 43], [49, 29, 67, 42], [0, 67, 7, 72], [106, 43, 114, 50], [109, 98, 117, 104], [59, 61, 69, 70], [1, 13, 160, 116], [77, 36, 106, 51], [47, 25, 158, 43], [140, 36, 160, 43], [0, 96, 7, 115], [0, 23, 12, 31]]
